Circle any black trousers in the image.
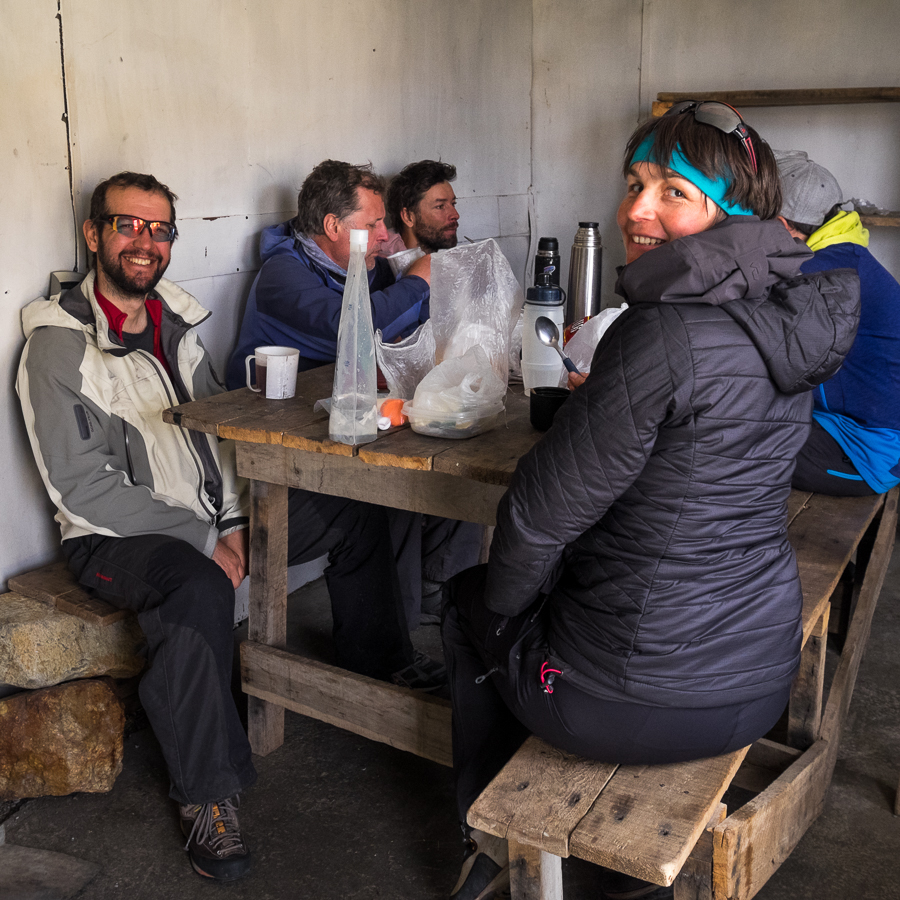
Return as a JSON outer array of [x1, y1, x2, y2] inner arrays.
[[442, 565, 791, 824], [388, 512, 483, 627], [793, 420, 876, 496], [64, 489, 414, 805]]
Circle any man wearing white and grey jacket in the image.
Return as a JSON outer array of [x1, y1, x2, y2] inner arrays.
[[17, 172, 439, 883]]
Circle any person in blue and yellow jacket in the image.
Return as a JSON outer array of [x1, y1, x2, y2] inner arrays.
[[776, 150, 900, 496]]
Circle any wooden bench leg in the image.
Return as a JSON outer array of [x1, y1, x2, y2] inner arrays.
[[673, 830, 713, 900], [245, 479, 289, 756], [508, 838, 563, 900], [787, 605, 829, 749], [672, 801, 725, 900]]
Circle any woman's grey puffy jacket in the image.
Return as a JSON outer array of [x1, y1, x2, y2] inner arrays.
[[486, 218, 860, 708]]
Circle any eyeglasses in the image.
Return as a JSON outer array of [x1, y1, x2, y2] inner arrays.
[[664, 100, 758, 174], [99, 215, 178, 243]]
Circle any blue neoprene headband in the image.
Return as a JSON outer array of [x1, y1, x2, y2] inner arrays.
[[631, 136, 753, 217]]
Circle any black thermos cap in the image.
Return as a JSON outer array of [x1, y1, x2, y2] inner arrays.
[[537, 237, 559, 251]]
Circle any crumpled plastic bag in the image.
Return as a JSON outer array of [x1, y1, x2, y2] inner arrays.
[[556, 304, 629, 385], [375, 239, 524, 401], [375, 321, 435, 401], [402, 346, 507, 438], [431, 239, 523, 382]]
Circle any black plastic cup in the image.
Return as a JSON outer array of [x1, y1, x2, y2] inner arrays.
[[530, 386, 570, 431]]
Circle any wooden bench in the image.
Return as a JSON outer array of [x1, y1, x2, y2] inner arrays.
[[240, 488, 897, 900], [467, 487, 898, 900], [8, 561, 130, 626]]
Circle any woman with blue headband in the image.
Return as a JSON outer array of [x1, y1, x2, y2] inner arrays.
[[443, 105, 860, 900]]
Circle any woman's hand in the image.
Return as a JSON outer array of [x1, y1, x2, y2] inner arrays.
[[567, 372, 587, 390]]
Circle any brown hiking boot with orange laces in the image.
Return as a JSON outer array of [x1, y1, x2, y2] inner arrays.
[[179, 796, 251, 881]]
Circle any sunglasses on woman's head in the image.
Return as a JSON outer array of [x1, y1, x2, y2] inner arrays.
[[664, 100, 758, 174]]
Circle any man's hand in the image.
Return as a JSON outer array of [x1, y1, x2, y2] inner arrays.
[[213, 529, 248, 589], [567, 371, 587, 390], [405, 253, 432, 286]]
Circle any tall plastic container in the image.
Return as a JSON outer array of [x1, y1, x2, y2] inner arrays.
[[565, 222, 602, 343], [521, 275, 566, 395], [330, 230, 378, 445]]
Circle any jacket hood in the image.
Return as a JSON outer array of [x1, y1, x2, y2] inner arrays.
[[615, 217, 860, 394], [615, 217, 813, 306], [807, 209, 869, 252], [259, 221, 296, 263], [22, 270, 210, 344]]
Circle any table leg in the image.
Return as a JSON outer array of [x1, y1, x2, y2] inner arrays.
[[508, 838, 563, 900], [245, 479, 289, 756], [479, 525, 495, 565]]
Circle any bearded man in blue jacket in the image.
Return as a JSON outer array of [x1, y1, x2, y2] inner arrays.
[[227, 160, 482, 628], [776, 150, 900, 496]]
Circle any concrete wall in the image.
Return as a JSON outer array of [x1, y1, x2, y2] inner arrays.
[[2, 0, 898, 585], [532, 0, 900, 306]]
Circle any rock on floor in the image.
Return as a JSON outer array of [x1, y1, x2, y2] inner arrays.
[[0, 679, 125, 801]]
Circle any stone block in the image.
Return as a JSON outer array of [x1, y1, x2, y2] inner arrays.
[[0, 592, 144, 689], [0, 679, 124, 800]]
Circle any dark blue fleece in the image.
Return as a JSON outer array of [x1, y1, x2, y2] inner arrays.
[[226, 222, 429, 389], [800, 242, 900, 491]]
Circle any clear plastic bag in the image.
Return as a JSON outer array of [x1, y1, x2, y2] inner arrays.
[[375, 239, 524, 401], [431, 239, 524, 384], [556, 304, 629, 385], [403, 346, 507, 439], [375, 321, 436, 400]]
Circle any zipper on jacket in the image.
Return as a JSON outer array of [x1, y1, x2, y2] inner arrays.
[[140, 350, 218, 519], [122, 420, 136, 483]]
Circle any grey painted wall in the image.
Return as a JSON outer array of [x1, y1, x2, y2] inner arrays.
[[2, 0, 898, 585]]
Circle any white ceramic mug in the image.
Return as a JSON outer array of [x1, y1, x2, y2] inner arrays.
[[245, 346, 300, 399]]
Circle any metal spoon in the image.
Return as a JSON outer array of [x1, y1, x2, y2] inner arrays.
[[535, 316, 581, 374]]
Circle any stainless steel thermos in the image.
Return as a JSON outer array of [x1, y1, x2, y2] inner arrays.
[[565, 222, 602, 341]]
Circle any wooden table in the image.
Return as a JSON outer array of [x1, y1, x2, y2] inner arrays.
[[165, 364, 542, 756], [166, 369, 898, 898]]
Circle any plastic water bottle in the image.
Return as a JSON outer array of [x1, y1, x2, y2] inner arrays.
[[521, 274, 566, 395], [330, 230, 378, 445]]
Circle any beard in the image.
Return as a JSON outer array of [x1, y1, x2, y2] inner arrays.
[[415, 221, 458, 254], [95, 231, 168, 298]]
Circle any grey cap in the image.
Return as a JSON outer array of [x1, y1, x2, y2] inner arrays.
[[773, 150, 844, 227]]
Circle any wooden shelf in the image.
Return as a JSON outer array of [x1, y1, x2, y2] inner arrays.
[[860, 215, 900, 228], [653, 87, 900, 116]]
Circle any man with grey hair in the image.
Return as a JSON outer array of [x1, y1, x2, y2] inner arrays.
[[227, 159, 432, 382], [775, 150, 900, 496], [227, 160, 482, 628]]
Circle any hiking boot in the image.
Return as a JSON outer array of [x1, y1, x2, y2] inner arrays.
[[179, 796, 251, 881], [391, 651, 448, 694], [451, 829, 510, 900]]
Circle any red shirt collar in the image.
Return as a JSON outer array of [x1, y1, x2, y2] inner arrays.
[[93, 283, 163, 339], [93, 282, 170, 375]]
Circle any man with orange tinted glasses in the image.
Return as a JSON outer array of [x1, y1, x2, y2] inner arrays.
[[18, 171, 440, 882]]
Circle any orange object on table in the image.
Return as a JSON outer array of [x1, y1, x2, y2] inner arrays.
[[380, 398, 408, 426]]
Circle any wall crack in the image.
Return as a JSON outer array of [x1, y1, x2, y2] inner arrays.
[[57, 1, 78, 270]]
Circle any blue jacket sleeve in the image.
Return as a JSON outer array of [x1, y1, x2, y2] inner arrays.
[[255, 254, 429, 354]]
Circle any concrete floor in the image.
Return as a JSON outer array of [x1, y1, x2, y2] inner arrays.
[[3, 539, 900, 900]]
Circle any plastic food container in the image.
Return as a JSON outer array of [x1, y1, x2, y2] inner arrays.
[[401, 401, 505, 439]]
